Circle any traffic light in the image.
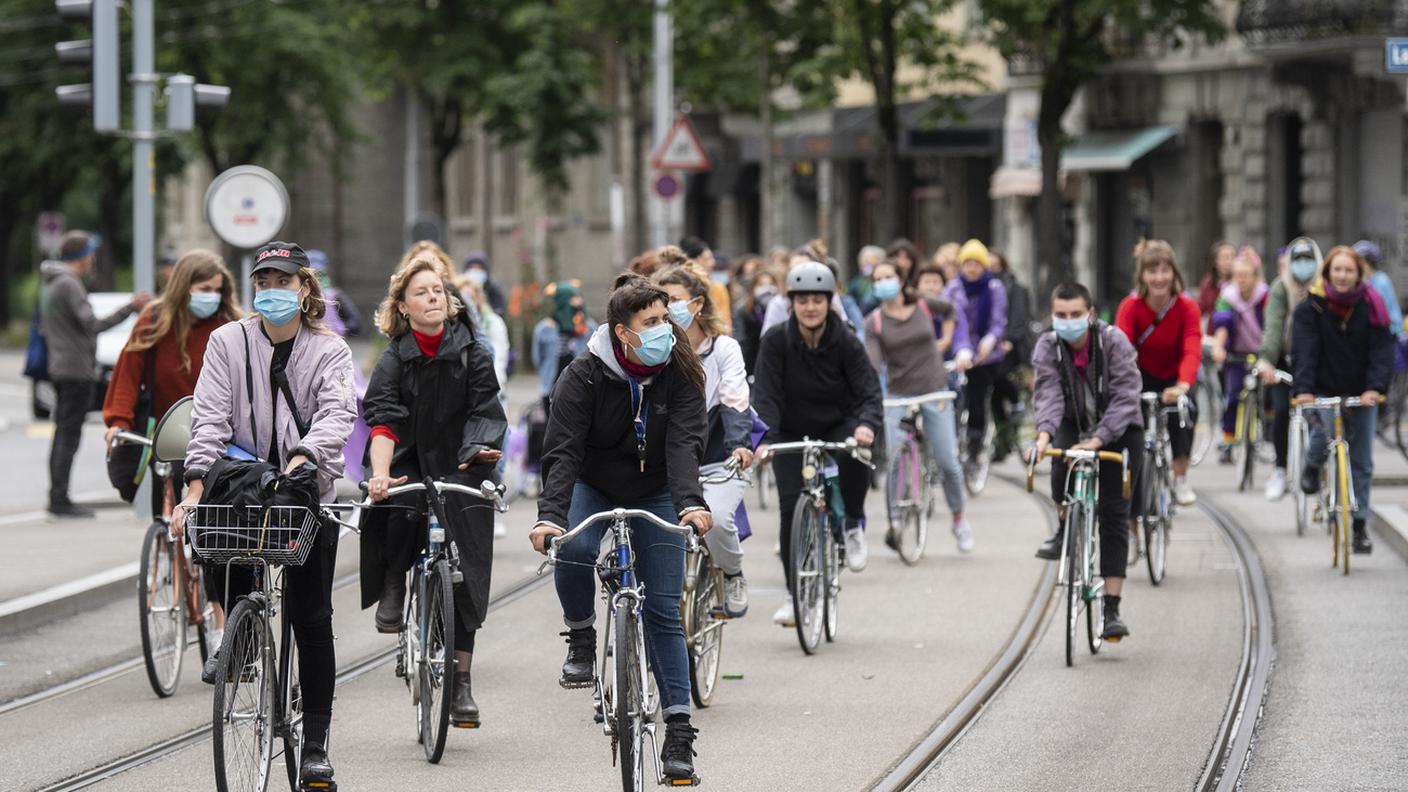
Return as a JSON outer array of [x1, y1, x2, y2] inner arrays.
[[54, 0, 120, 132], [165, 75, 231, 132]]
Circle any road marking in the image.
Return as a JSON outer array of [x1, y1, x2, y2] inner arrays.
[[0, 490, 121, 526], [0, 562, 139, 620]]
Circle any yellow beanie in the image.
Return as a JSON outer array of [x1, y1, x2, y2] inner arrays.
[[958, 238, 989, 269]]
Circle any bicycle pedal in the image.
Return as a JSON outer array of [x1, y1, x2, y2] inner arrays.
[[376, 625, 402, 634], [664, 775, 701, 786], [300, 783, 335, 792], [559, 678, 594, 690], [452, 720, 481, 729], [1104, 636, 1123, 644]]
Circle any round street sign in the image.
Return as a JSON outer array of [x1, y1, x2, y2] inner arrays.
[[204, 165, 290, 249], [654, 173, 680, 201]]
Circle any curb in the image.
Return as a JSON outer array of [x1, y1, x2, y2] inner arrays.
[[0, 562, 139, 638], [1369, 504, 1408, 565]]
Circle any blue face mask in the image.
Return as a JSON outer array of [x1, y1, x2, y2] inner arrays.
[[254, 288, 301, 326], [627, 322, 676, 366], [710, 271, 730, 286], [667, 299, 696, 331], [466, 268, 488, 286], [188, 292, 221, 320], [873, 278, 902, 302], [1290, 258, 1317, 283], [1052, 315, 1089, 343]]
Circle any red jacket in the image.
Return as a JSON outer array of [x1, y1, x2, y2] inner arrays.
[[102, 308, 225, 430], [1115, 294, 1203, 386]]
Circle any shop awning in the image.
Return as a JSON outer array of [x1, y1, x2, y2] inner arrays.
[[1061, 125, 1178, 172]]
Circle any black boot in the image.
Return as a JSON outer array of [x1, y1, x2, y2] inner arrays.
[[1300, 465, 1321, 495], [1035, 527, 1065, 560], [298, 740, 336, 791], [450, 669, 480, 727], [1352, 519, 1374, 554], [559, 626, 596, 688], [374, 577, 405, 633], [1101, 595, 1129, 641], [661, 715, 699, 781]]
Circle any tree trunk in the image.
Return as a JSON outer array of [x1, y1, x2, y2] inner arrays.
[[626, 52, 650, 257], [0, 211, 17, 327], [758, 36, 773, 253], [876, 101, 905, 244], [1036, 73, 1077, 298]]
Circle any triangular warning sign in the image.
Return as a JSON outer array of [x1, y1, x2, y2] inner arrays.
[[651, 115, 711, 172]]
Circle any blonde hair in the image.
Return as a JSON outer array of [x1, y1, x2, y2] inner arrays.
[[397, 240, 457, 279], [376, 257, 462, 337], [128, 250, 241, 372], [653, 264, 729, 338]]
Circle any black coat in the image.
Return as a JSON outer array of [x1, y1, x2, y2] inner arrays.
[[751, 312, 884, 443], [358, 320, 508, 629], [537, 342, 708, 529], [733, 302, 765, 376], [1291, 292, 1394, 397]]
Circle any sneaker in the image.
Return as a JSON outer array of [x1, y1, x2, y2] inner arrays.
[[1035, 528, 1064, 560], [559, 626, 596, 688], [1300, 465, 1321, 495], [1172, 477, 1197, 506], [298, 741, 336, 791], [660, 716, 699, 780], [1352, 519, 1373, 554], [1264, 468, 1287, 501], [1101, 595, 1129, 641], [772, 595, 795, 627], [843, 525, 869, 572], [47, 500, 94, 519], [952, 517, 974, 553], [201, 649, 222, 685], [723, 574, 749, 619]]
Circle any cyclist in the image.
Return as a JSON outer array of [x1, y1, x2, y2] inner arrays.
[[761, 242, 865, 335], [1197, 241, 1236, 318], [361, 256, 508, 726], [887, 238, 921, 284], [1210, 247, 1269, 464], [1030, 282, 1142, 640], [752, 261, 882, 619], [1256, 237, 1322, 501], [913, 260, 972, 367], [733, 267, 781, 377], [527, 273, 713, 782], [1114, 239, 1202, 506], [1293, 245, 1395, 554], [654, 259, 755, 617], [176, 241, 357, 790], [532, 280, 596, 403], [863, 260, 972, 552], [943, 239, 1008, 476], [1351, 240, 1405, 339], [987, 248, 1034, 463], [849, 244, 887, 315]]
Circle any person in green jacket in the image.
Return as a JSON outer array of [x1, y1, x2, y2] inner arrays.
[[1255, 237, 1322, 501]]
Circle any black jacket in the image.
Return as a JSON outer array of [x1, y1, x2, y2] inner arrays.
[[751, 313, 884, 443], [1291, 292, 1395, 397], [733, 302, 765, 376], [537, 339, 708, 528]]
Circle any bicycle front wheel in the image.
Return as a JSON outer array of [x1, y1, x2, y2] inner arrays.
[[789, 496, 825, 654], [419, 561, 456, 762], [823, 520, 841, 643], [1190, 378, 1219, 465], [1238, 401, 1257, 491], [139, 521, 186, 698], [887, 441, 927, 566], [279, 612, 302, 791], [1064, 502, 1083, 668], [212, 599, 274, 792], [687, 565, 725, 708], [615, 604, 645, 792], [1144, 467, 1167, 586], [1335, 447, 1353, 575]]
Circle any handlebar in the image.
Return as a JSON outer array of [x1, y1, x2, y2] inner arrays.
[[354, 478, 507, 512], [109, 430, 152, 448], [699, 457, 746, 486], [883, 390, 958, 409], [760, 437, 875, 469], [541, 508, 699, 572], [1296, 395, 1385, 410], [1025, 446, 1130, 499], [1274, 369, 1293, 385], [1140, 391, 1192, 427]]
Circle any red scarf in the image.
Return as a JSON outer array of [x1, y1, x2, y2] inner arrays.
[[413, 328, 443, 358], [612, 338, 667, 379], [1324, 280, 1390, 327]]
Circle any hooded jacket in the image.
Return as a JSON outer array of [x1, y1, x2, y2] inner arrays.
[[943, 273, 1008, 365], [536, 324, 708, 528], [1259, 237, 1322, 365], [697, 334, 753, 464], [39, 260, 136, 382], [1031, 321, 1143, 446], [185, 316, 357, 501], [751, 312, 883, 443], [1291, 284, 1394, 397]]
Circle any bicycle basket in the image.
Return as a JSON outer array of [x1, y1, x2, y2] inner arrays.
[[189, 505, 320, 566]]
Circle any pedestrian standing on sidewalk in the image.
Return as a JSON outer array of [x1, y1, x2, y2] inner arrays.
[[40, 230, 153, 517]]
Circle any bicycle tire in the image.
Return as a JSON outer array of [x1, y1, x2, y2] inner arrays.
[[1190, 377, 1219, 465], [789, 495, 825, 654], [1086, 515, 1105, 656], [419, 560, 455, 762], [279, 611, 302, 791], [888, 441, 926, 565], [1238, 399, 1257, 491], [212, 598, 274, 792], [193, 562, 212, 664], [1336, 446, 1352, 575], [1143, 459, 1167, 585], [964, 421, 994, 496], [1064, 502, 1082, 668], [823, 519, 841, 643], [139, 520, 185, 698], [687, 565, 724, 708], [615, 603, 645, 792]]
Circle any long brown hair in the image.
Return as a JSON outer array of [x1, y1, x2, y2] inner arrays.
[[376, 257, 463, 338], [653, 264, 729, 338], [607, 272, 706, 395], [128, 250, 240, 373], [1133, 239, 1186, 299]]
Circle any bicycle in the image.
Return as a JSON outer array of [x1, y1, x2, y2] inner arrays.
[[760, 438, 874, 655], [543, 508, 701, 790], [953, 370, 993, 495], [1298, 396, 1378, 575], [1132, 392, 1190, 586], [1189, 343, 1223, 466], [1026, 446, 1130, 667], [351, 478, 507, 763], [683, 460, 748, 708], [1229, 354, 1276, 490], [882, 391, 958, 565]]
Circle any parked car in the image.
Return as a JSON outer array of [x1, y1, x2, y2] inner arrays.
[[30, 292, 137, 419]]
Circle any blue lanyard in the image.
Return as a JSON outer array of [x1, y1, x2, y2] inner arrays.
[[628, 377, 648, 472]]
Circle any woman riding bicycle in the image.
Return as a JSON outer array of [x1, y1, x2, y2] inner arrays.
[[943, 239, 1007, 477], [654, 256, 755, 618], [1114, 239, 1202, 507], [1292, 245, 1395, 555], [176, 241, 357, 791], [361, 256, 508, 727], [1210, 247, 1269, 464], [752, 261, 883, 620], [528, 273, 713, 783], [1255, 237, 1322, 501], [863, 259, 972, 553], [1031, 282, 1142, 641]]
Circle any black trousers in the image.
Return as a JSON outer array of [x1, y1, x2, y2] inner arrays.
[[964, 363, 1001, 456], [1048, 421, 1142, 580], [1268, 380, 1291, 469], [372, 498, 481, 653], [773, 426, 871, 584], [48, 379, 91, 504]]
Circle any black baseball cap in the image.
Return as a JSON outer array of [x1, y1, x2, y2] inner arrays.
[[252, 241, 310, 275]]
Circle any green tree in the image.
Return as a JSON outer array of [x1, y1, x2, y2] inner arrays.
[[978, 0, 1223, 290]]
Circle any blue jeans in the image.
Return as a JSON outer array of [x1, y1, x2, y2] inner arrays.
[[1305, 404, 1376, 520], [555, 482, 691, 719], [884, 400, 965, 515]]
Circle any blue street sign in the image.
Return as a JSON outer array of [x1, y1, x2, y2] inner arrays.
[[1387, 38, 1408, 73]]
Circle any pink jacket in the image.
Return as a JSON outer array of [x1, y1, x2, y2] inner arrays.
[[185, 316, 357, 500]]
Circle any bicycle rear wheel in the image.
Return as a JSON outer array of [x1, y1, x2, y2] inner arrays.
[[212, 598, 274, 792], [419, 561, 456, 762], [1086, 522, 1105, 655], [615, 604, 645, 792], [139, 521, 186, 698], [687, 565, 724, 708], [887, 441, 927, 565], [789, 496, 825, 654], [964, 421, 994, 496], [823, 521, 841, 642], [1064, 503, 1083, 668], [1190, 377, 1219, 465], [279, 613, 302, 791], [1143, 466, 1167, 586], [1238, 401, 1257, 491]]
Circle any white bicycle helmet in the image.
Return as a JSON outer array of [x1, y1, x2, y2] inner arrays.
[[786, 260, 836, 295]]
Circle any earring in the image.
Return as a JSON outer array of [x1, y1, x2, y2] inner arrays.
[[300, 298, 309, 312]]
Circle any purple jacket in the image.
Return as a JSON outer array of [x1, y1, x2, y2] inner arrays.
[[185, 316, 358, 501], [1031, 321, 1143, 446], [943, 275, 1008, 365]]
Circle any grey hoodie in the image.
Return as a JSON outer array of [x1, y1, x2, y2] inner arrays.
[[39, 260, 135, 382]]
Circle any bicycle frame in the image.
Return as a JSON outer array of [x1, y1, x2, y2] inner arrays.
[[1297, 397, 1373, 575]]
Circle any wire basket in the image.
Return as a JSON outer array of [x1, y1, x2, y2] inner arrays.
[[189, 505, 321, 566]]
